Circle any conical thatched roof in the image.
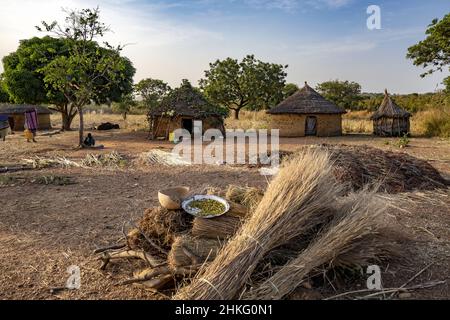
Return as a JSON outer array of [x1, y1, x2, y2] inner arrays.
[[149, 80, 227, 118], [371, 90, 410, 120], [0, 104, 52, 115], [268, 82, 346, 115]]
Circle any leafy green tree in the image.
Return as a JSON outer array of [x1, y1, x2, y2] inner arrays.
[[135, 78, 171, 111], [283, 83, 299, 99], [112, 94, 137, 120], [0, 77, 10, 102], [199, 55, 287, 119], [37, 7, 135, 146], [407, 14, 450, 92], [316, 80, 362, 110], [2, 36, 71, 128]]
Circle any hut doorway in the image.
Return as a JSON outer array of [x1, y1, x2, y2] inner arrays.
[[305, 116, 317, 136], [182, 118, 193, 134]]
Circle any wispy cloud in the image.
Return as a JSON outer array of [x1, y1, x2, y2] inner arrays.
[[243, 0, 353, 11]]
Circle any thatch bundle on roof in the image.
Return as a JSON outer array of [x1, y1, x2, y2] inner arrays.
[[371, 90, 411, 137]]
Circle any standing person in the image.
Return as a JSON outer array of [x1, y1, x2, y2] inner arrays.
[[24, 108, 38, 143], [0, 115, 9, 141]]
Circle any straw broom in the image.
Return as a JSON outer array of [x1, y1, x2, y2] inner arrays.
[[173, 148, 342, 300], [243, 191, 388, 300], [191, 214, 242, 239]]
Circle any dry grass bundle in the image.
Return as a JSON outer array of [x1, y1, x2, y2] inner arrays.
[[243, 191, 390, 300], [138, 150, 191, 166], [173, 148, 342, 300], [225, 185, 264, 210], [22, 156, 82, 169], [168, 235, 223, 268], [130, 207, 193, 250], [81, 151, 127, 168], [191, 214, 242, 239]]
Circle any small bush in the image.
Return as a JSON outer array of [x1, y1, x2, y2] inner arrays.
[[396, 134, 410, 148]]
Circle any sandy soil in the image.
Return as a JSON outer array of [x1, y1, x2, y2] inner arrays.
[[0, 128, 449, 300]]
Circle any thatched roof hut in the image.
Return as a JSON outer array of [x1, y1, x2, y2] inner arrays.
[[267, 82, 346, 137], [0, 104, 52, 130], [371, 90, 410, 137], [148, 80, 227, 140]]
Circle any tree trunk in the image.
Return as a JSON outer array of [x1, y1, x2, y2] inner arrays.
[[59, 104, 77, 131], [77, 105, 84, 147], [62, 113, 73, 131], [234, 108, 241, 120], [122, 112, 127, 120]]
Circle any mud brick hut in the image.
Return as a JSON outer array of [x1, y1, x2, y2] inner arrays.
[[371, 90, 410, 137], [267, 82, 346, 137], [0, 104, 52, 131], [148, 80, 227, 140]]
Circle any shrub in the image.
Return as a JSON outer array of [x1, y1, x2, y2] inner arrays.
[[414, 108, 450, 138]]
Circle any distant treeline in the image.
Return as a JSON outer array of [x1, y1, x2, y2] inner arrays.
[[355, 92, 449, 113]]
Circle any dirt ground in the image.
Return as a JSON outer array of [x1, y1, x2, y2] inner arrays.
[[0, 127, 449, 300]]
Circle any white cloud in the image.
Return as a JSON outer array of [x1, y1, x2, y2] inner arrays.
[[243, 0, 353, 11]]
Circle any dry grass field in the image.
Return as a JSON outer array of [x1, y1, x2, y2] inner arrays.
[[0, 113, 449, 300]]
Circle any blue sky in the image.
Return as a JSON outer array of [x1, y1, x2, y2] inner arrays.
[[0, 0, 449, 93]]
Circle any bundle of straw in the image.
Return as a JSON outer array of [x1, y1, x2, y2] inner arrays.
[[225, 185, 264, 210], [191, 214, 242, 239], [168, 235, 223, 268], [243, 191, 389, 300], [138, 150, 191, 166], [173, 148, 341, 300]]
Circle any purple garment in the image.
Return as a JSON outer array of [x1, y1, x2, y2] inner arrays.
[[25, 109, 38, 131]]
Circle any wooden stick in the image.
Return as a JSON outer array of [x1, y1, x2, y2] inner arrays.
[[357, 280, 446, 300], [132, 222, 168, 255], [135, 274, 174, 292], [119, 266, 170, 285], [99, 250, 162, 270], [325, 280, 446, 300], [93, 243, 126, 254], [388, 261, 437, 298]]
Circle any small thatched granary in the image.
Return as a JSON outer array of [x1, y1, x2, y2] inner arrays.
[[267, 82, 346, 137], [0, 104, 52, 131], [148, 80, 227, 140], [371, 90, 410, 137]]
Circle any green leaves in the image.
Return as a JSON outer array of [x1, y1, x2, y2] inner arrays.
[[135, 78, 171, 111], [316, 80, 362, 110], [199, 54, 287, 118], [407, 13, 450, 90]]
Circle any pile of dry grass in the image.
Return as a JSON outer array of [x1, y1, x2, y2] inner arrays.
[[129, 207, 193, 250], [174, 148, 343, 300], [225, 185, 264, 211], [81, 151, 127, 168], [243, 191, 395, 299], [273, 145, 447, 193], [168, 235, 223, 268]]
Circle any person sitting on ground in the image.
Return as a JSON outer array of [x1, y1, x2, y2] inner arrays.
[[83, 133, 96, 147]]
